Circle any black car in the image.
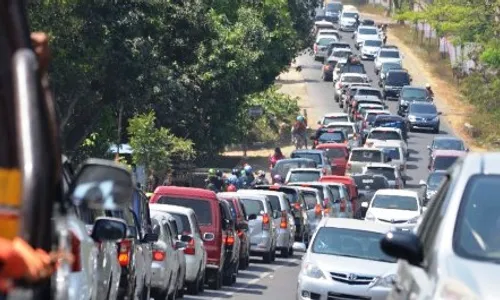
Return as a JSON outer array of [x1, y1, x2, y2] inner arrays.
[[397, 86, 432, 115], [371, 114, 408, 141], [313, 128, 348, 148], [382, 70, 412, 100], [419, 170, 447, 206], [361, 19, 375, 26], [352, 174, 390, 218]]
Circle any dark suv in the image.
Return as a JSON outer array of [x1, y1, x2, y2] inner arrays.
[[398, 86, 432, 116], [382, 70, 412, 100], [219, 199, 242, 285]]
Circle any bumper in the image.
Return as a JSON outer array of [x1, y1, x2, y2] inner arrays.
[[184, 255, 200, 282], [150, 263, 169, 289], [276, 228, 292, 249], [340, 24, 356, 31], [297, 274, 390, 300], [361, 53, 376, 59], [250, 233, 273, 253], [409, 120, 439, 129], [384, 89, 402, 99]]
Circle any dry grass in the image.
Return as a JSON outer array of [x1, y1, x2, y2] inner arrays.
[[357, 4, 388, 16]]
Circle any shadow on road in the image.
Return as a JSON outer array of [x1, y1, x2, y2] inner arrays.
[[235, 272, 260, 280], [271, 259, 299, 267], [406, 164, 419, 170], [246, 263, 274, 273]]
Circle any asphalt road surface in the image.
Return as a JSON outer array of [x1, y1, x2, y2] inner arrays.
[[185, 13, 458, 300]]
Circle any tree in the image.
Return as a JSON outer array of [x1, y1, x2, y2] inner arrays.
[[127, 111, 196, 175]]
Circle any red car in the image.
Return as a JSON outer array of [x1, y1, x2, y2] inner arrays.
[[150, 186, 231, 290], [315, 143, 349, 175], [319, 175, 360, 217]]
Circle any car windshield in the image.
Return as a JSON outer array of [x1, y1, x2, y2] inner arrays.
[[312, 227, 396, 262], [169, 213, 191, 235], [323, 148, 347, 159], [157, 197, 212, 225], [365, 167, 396, 180], [240, 198, 265, 216], [410, 104, 437, 114], [372, 194, 418, 211], [380, 147, 401, 160], [362, 20, 375, 25], [427, 172, 446, 189], [301, 191, 318, 209], [326, 3, 342, 11], [330, 125, 354, 135], [368, 130, 401, 141], [343, 12, 358, 18], [364, 40, 382, 48], [323, 116, 349, 124], [319, 132, 345, 143], [275, 160, 317, 176], [402, 88, 427, 99], [453, 175, 500, 262], [379, 51, 400, 58], [433, 139, 465, 151], [342, 76, 364, 83], [382, 63, 402, 72], [359, 28, 378, 35], [350, 150, 382, 162], [288, 171, 321, 183], [357, 89, 381, 97], [353, 176, 388, 190], [433, 156, 459, 170], [318, 37, 337, 45], [333, 50, 351, 57], [343, 65, 366, 74], [366, 113, 388, 123], [386, 72, 410, 85], [291, 152, 322, 165]]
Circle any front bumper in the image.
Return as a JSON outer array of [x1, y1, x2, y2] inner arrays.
[[361, 53, 377, 60], [297, 273, 390, 300], [340, 24, 356, 31], [408, 119, 439, 129], [384, 88, 402, 99]]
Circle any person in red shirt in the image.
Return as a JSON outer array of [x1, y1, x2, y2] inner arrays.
[[292, 115, 308, 149], [269, 147, 285, 168]]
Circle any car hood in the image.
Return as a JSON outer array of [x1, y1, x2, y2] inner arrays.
[[342, 18, 356, 24], [444, 256, 500, 299], [357, 34, 379, 41], [362, 46, 381, 53], [409, 113, 438, 119], [378, 57, 401, 63], [368, 208, 420, 221], [308, 253, 396, 276]]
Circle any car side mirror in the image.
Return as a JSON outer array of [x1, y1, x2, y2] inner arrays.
[[142, 233, 159, 243], [68, 158, 134, 210], [180, 234, 193, 243], [174, 241, 187, 251], [237, 222, 249, 231], [361, 202, 368, 208], [247, 214, 258, 221], [91, 217, 127, 242], [419, 180, 427, 186], [380, 231, 423, 266]]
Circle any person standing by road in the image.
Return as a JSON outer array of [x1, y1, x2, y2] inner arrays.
[[269, 147, 285, 168]]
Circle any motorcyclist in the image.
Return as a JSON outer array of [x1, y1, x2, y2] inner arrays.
[[269, 147, 285, 169], [292, 115, 308, 149], [227, 174, 240, 190], [238, 170, 250, 188], [227, 184, 237, 192], [214, 169, 226, 191], [254, 170, 269, 185], [205, 168, 220, 192], [426, 83, 435, 99], [244, 165, 255, 185], [231, 168, 240, 178], [273, 174, 284, 185]]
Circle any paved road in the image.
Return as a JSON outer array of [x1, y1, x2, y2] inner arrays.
[[185, 11, 459, 300]]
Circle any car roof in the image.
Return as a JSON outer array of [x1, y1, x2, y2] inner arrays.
[[154, 186, 217, 200], [402, 85, 426, 90], [369, 127, 401, 132], [341, 73, 366, 78], [370, 140, 404, 147], [322, 218, 393, 233], [387, 69, 408, 75], [217, 191, 241, 199], [315, 143, 349, 149], [374, 114, 404, 120], [358, 25, 378, 30], [288, 181, 330, 187], [325, 121, 355, 126], [365, 109, 390, 114], [365, 163, 396, 169], [324, 112, 349, 117], [292, 149, 324, 154], [289, 168, 322, 172], [235, 193, 268, 201], [351, 147, 382, 152], [276, 158, 316, 163], [357, 86, 380, 91], [432, 149, 467, 156], [237, 189, 286, 198], [379, 48, 400, 52], [409, 102, 436, 107], [374, 189, 419, 197], [149, 203, 195, 216], [293, 186, 320, 193]]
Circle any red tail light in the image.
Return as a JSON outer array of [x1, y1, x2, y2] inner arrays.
[[314, 204, 322, 218], [262, 213, 271, 230], [70, 231, 81, 272], [184, 237, 196, 255], [118, 239, 132, 267], [280, 211, 288, 229], [152, 250, 166, 261], [339, 83, 343, 88], [225, 234, 235, 246], [294, 202, 301, 210]]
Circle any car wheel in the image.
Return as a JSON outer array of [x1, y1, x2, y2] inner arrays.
[[281, 247, 290, 258], [208, 270, 222, 290], [177, 271, 185, 298], [262, 250, 273, 263], [187, 279, 199, 295], [339, 102, 344, 108], [199, 270, 205, 292], [289, 244, 294, 256]]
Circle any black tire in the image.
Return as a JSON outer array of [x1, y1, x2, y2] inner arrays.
[[199, 271, 205, 292], [208, 271, 222, 290], [263, 251, 272, 263], [289, 245, 294, 256], [281, 247, 290, 258], [271, 248, 277, 262], [187, 279, 199, 295]]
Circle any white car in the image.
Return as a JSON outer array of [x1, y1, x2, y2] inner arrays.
[[374, 49, 403, 72], [367, 140, 407, 176], [318, 112, 352, 126], [335, 73, 369, 100], [150, 204, 207, 295], [314, 35, 339, 61], [324, 121, 358, 140], [339, 10, 359, 31], [285, 168, 323, 184], [316, 29, 340, 41], [362, 163, 405, 189], [360, 39, 383, 60], [296, 218, 397, 300], [328, 48, 352, 64], [354, 26, 380, 49], [363, 189, 423, 231], [365, 127, 408, 157]]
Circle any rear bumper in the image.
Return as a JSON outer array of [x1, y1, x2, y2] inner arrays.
[[409, 120, 439, 128], [276, 228, 292, 249], [185, 255, 200, 282], [150, 263, 169, 289], [250, 233, 273, 253]]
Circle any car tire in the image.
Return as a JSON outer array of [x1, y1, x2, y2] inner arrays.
[[187, 279, 199, 295], [208, 270, 222, 290], [223, 266, 234, 286], [199, 270, 205, 292], [281, 247, 290, 258], [271, 247, 277, 262], [262, 250, 273, 263], [289, 245, 294, 256], [339, 102, 344, 108]]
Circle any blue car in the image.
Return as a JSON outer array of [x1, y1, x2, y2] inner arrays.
[[366, 114, 408, 141]]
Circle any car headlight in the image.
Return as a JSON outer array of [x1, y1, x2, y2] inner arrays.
[[303, 262, 326, 279], [408, 115, 416, 122], [433, 116, 440, 121], [407, 216, 419, 224], [365, 211, 375, 221], [370, 274, 397, 288]]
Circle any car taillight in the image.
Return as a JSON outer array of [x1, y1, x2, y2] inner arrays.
[[280, 211, 288, 229], [118, 239, 132, 267], [152, 250, 166, 261], [340, 200, 346, 212], [314, 204, 322, 218], [225, 234, 235, 246], [184, 237, 196, 255], [294, 202, 301, 210], [339, 83, 343, 88], [262, 213, 271, 230], [70, 231, 81, 272]]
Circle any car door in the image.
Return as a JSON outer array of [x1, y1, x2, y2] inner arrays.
[[191, 213, 207, 269], [163, 220, 180, 293]]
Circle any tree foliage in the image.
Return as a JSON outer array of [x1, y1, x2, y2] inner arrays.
[[28, 0, 319, 161]]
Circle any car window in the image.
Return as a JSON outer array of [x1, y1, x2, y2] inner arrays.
[[291, 152, 322, 165], [318, 132, 345, 143], [386, 72, 410, 85], [357, 89, 381, 97], [164, 222, 175, 245], [402, 88, 427, 99], [350, 150, 382, 162], [331, 125, 354, 135], [301, 191, 318, 209], [323, 148, 347, 159], [343, 12, 358, 18], [379, 147, 401, 160], [288, 171, 321, 183], [318, 37, 337, 45], [323, 116, 349, 124], [240, 198, 265, 216], [169, 213, 191, 235], [156, 196, 213, 225], [433, 139, 465, 150], [326, 185, 342, 201], [368, 130, 401, 140], [353, 176, 388, 190], [359, 28, 378, 35], [427, 172, 447, 189], [433, 156, 459, 170], [342, 75, 365, 82], [410, 104, 437, 114], [379, 51, 400, 58], [312, 227, 396, 262], [76, 207, 105, 225], [371, 194, 418, 211], [364, 40, 382, 47], [267, 195, 281, 212], [365, 167, 396, 180]]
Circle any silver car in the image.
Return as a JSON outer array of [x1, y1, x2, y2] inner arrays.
[[347, 147, 390, 175], [238, 194, 278, 263], [238, 190, 296, 257], [296, 218, 397, 300], [295, 186, 325, 241], [362, 163, 405, 189]]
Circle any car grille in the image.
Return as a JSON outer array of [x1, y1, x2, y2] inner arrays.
[[330, 272, 375, 285], [377, 218, 407, 224], [327, 292, 371, 300]]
